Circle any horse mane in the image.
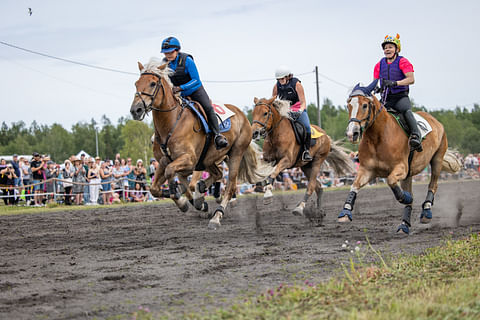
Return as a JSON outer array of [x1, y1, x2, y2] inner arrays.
[[141, 57, 174, 88], [272, 99, 292, 118]]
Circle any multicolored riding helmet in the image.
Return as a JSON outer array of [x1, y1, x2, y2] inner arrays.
[[161, 36, 181, 53], [381, 34, 401, 52]]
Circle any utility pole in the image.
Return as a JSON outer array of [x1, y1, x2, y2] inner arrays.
[[95, 127, 99, 157], [315, 66, 321, 128]]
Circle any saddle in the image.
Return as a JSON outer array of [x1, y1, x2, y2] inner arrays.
[[387, 109, 431, 139], [289, 119, 316, 148]]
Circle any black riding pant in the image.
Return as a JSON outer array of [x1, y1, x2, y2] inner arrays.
[[188, 86, 220, 134], [384, 92, 411, 113]]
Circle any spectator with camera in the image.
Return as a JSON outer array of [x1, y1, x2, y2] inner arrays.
[[0, 163, 18, 205], [30, 152, 45, 206]]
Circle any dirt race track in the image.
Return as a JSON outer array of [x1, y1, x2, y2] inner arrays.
[[1, 180, 479, 319]]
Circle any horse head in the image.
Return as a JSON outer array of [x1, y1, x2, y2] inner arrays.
[[251, 96, 276, 140], [131, 60, 176, 120], [345, 84, 380, 144]]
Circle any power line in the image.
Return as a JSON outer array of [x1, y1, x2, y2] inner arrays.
[[0, 40, 348, 86]]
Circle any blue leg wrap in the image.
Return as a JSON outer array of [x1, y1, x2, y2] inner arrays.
[[400, 191, 413, 205], [338, 208, 353, 221], [397, 222, 410, 234], [391, 186, 413, 205]]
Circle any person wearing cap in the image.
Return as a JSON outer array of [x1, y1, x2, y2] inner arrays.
[[370, 34, 421, 152], [160, 36, 228, 150], [30, 152, 45, 206], [272, 66, 313, 162]]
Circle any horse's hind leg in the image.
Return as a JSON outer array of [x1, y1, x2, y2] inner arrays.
[[421, 144, 445, 223], [398, 177, 413, 234], [293, 158, 324, 217]]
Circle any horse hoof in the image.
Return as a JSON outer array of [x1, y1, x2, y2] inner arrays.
[[397, 223, 410, 234], [193, 196, 205, 210], [179, 202, 189, 212], [338, 209, 352, 222], [229, 198, 238, 207], [215, 195, 223, 204], [292, 207, 304, 216], [208, 212, 223, 230], [420, 209, 432, 224]]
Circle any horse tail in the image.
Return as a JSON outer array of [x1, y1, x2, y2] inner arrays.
[[237, 142, 276, 184], [441, 149, 462, 173], [326, 140, 355, 177]]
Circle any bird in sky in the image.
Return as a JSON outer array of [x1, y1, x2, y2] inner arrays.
[[28, 8, 32, 16]]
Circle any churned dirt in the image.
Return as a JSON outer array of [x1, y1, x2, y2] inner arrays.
[[0, 180, 479, 319]]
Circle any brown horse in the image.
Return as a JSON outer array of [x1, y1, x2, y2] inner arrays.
[[131, 59, 273, 229], [251, 97, 353, 217], [339, 86, 461, 234]]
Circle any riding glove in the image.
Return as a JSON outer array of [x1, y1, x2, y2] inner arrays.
[[172, 86, 182, 94], [383, 80, 397, 88]]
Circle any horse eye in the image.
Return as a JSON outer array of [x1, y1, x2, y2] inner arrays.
[[362, 104, 368, 110], [150, 82, 156, 88], [263, 112, 268, 117]]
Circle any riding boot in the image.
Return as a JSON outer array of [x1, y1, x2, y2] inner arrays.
[[204, 107, 228, 149], [404, 109, 423, 152], [302, 132, 313, 161]]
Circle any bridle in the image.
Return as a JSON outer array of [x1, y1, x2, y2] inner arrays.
[[135, 72, 178, 120], [252, 101, 284, 138], [347, 95, 384, 138]]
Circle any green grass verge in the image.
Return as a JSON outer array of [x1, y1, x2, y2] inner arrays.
[[126, 233, 480, 320]]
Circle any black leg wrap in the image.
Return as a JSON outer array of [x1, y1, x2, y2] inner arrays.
[[422, 190, 434, 209], [266, 176, 274, 186], [197, 180, 207, 194], [213, 181, 221, 198], [169, 181, 180, 199], [391, 185, 404, 202], [202, 201, 209, 212], [402, 205, 412, 227], [215, 205, 225, 216], [343, 191, 357, 210]]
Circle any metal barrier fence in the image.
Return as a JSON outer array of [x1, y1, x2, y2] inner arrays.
[[0, 177, 156, 205]]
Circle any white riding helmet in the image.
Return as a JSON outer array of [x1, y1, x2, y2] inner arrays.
[[275, 65, 291, 79]]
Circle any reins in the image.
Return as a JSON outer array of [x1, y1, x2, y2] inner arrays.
[[135, 72, 178, 118], [253, 102, 284, 137]]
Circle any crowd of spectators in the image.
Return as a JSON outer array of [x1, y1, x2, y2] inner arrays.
[[1, 151, 479, 206], [0, 152, 157, 206]]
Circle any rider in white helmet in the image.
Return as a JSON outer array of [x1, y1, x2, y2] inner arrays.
[[272, 66, 313, 161]]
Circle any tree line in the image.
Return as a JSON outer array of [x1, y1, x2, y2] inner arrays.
[[1, 100, 479, 162]]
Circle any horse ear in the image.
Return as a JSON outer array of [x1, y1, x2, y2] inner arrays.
[[158, 63, 168, 71], [254, 97, 259, 104], [137, 62, 144, 72], [266, 96, 276, 104]]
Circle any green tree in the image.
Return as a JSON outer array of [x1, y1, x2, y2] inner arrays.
[[120, 120, 153, 164]]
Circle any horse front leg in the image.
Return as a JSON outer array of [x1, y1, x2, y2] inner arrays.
[[150, 157, 168, 198], [398, 177, 413, 234], [388, 165, 412, 206], [263, 158, 291, 205], [165, 154, 196, 213], [293, 156, 325, 217], [338, 167, 373, 222]]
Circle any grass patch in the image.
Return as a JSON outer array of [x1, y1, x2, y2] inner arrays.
[[128, 233, 480, 320]]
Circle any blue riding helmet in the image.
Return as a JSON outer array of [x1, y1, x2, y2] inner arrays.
[[161, 36, 181, 53]]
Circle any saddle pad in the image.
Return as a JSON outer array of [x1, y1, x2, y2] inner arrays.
[[212, 101, 235, 123], [414, 113, 432, 140], [311, 126, 324, 139]]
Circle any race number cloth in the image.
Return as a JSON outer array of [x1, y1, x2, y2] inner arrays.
[[414, 113, 432, 140], [212, 101, 235, 123], [311, 126, 324, 139]]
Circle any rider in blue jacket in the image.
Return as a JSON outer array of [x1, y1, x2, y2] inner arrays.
[[161, 36, 228, 150]]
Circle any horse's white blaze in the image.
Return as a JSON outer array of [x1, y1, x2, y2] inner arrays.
[[346, 97, 360, 138]]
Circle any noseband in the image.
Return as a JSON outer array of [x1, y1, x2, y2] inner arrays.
[[135, 72, 178, 119]]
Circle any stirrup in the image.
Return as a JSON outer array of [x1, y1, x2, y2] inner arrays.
[[214, 134, 228, 150], [302, 150, 313, 162]]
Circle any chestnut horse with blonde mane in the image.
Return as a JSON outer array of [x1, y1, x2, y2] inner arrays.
[[251, 97, 353, 218], [131, 59, 273, 229], [339, 86, 461, 234]]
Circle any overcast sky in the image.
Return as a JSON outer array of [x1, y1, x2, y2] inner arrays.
[[1, 0, 478, 129]]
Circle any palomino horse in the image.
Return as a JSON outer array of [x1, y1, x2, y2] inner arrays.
[[251, 97, 353, 218], [339, 86, 461, 234], [131, 59, 273, 229]]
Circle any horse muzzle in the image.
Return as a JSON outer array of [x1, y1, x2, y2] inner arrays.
[[130, 101, 146, 121], [346, 123, 361, 144], [252, 128, 265, 141]]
